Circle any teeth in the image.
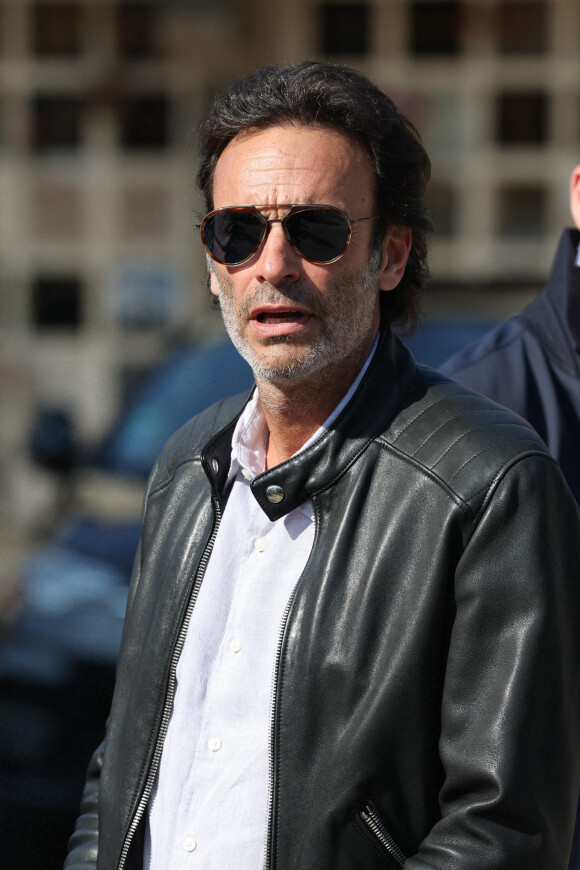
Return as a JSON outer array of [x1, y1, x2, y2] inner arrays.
[[257, 311, 300, 323]]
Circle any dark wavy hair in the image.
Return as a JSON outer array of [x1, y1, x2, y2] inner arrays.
[[197, 61, 432, 333]]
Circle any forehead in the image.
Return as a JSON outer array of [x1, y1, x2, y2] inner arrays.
[[212, 123, 375, 210]]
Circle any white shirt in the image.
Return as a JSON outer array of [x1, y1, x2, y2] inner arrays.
[[145, 338, 377, 870]]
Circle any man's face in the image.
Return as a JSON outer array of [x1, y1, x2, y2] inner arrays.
[[208, 124, 390, 388]]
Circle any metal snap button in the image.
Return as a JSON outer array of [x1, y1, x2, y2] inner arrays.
[[265, 484, 284, 504]]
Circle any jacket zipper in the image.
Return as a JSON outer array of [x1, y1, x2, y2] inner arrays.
[[359, 802, 406, 867], [263, 582, 301, 870], [116, 496, 222, 870]]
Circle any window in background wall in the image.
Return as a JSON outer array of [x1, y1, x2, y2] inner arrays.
[[118, 94, 169, 150], [108, 261, 183, 330], [31, 182, 83, 240], [412, 91, 460, 154], [115, 2, 160, 59], [409, 2, 461, 56], [31, 275, 83, 329], [496, 91, 548, 145], [120, 186, 170, 240], [31, 94, 82, 151], [497, 184, 547, 237], [496, 1, 547, 55], [32, 3, 81, 57], [319, 3, 370, 55]]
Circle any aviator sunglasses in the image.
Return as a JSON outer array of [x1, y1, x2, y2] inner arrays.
[[199, 204, 377, 267]]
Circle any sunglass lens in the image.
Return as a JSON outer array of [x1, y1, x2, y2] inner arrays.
[[204, 211, 265, 265], [286, 208, 350, 263]]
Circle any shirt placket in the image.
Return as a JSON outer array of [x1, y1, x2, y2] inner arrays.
[[176, 481, 273, 866]]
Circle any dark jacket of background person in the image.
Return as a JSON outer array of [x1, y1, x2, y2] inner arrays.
[[63, 330, 580, 870], [441, 228, 580, 504]]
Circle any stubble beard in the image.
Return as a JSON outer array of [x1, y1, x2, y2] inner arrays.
[[209, 254, 382, 386]]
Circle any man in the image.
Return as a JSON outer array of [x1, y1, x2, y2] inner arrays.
[[441, 166, 580, 868], [441, 164, 580, 503], [64, 62, 580, 870]]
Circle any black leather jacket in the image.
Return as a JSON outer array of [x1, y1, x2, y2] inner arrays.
[[65, 329, 580, 870]]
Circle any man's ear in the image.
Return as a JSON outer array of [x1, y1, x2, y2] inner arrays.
[[570, 165, 580, 230], [377, 226, 412, 292], [206, 254, 220, 297], [209, 272, 220, 297]]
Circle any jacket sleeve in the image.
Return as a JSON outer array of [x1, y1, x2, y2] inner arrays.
[[407, 454, 580, 869], [62, 531, 145, 870], [62, 739, 104, 869]]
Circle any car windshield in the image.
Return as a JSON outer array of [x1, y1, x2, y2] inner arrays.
[[97, 339, 253, 478]]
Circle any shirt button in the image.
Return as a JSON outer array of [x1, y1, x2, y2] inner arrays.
[[208, 737, 222, 752], [183, 837, 197, 852], [254, 537, 267, 552], [242, 468, 253, 481], [230, 638, 242, 653]]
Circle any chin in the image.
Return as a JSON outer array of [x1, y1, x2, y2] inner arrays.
[[251, 347, 336, 384], [226, 322, 336, 384]]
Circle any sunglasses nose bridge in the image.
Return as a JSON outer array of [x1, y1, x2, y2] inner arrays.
[[277, 213, 297, 251], [257, 214, 297, 259], [249, 214, 304, 284]]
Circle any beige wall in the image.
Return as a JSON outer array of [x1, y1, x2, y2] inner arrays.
[[0, 0, 578, 544]]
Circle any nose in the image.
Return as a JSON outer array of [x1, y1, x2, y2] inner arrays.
[[254, 220, 301, 285]]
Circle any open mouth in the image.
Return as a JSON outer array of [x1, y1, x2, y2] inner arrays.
[[256, 310, 305, 324]]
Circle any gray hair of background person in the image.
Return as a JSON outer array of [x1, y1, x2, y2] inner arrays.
[[196, 61, 433, 334]]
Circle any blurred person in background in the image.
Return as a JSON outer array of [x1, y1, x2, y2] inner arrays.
[[442, 164, 580, 504], [442, 165, 580, 869], [64, 63, 580, 870]]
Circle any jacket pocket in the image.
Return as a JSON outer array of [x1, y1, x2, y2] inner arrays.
[[355, 800, 406, 868]]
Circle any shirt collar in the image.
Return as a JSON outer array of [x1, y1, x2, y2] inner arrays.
[[227, 333, 380, 488]]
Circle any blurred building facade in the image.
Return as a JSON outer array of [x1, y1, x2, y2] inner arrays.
[[0, 0, 579, 538]]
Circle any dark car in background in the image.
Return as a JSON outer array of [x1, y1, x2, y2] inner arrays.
[[0, 319, 496, 869]]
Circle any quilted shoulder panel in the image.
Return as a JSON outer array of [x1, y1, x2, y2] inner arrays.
[[148, 390, 250, 490], [384, 366, 552, 513]]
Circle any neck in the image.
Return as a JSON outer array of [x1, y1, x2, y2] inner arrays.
[[257, 337, 377, 469], [260, 381, 333, 469]]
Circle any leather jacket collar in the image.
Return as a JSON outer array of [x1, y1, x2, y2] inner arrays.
[[201, 328, 416, 521]]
